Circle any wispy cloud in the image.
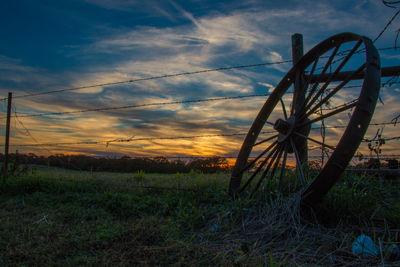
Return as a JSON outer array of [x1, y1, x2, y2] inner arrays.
[[2, 0, 399, 158]]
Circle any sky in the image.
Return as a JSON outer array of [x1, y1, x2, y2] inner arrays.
[[0, 0, 399, 162]]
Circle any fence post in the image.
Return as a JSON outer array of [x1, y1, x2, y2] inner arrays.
[[3, 92, 12, 179], [291, 33, 308, 165], [292, 33, 303, 65]]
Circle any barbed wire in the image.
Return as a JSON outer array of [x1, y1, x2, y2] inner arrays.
[[310, 154, 400, 159], [5, 132, 251, 147], [8, 94, 273, 119], [0, 45, 399, 102], [6, 119, 398, 148], [6, 79, 400, 120], [363, 136, 400, 142], [4, 149, 400, 160], [11, 105, 83, 170], [377, 45, 400, 51], [374, 8, 400, 42], [1, 44, 399, 158], [392, 113, 400, 125], [316, 99, 358, 113], [0, 60, 292, 101], [13, 104, 40, 144], [5, 151, 399, 160]]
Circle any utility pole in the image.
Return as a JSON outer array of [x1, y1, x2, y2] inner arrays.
[[291, 33, 308, 165], [3, 92, 12, 179]]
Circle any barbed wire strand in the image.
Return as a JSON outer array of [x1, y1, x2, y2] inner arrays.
[[5, 113, 400, 160], [364, 136, 400, 142], [11, 105, 83, 170], [1, 44, 399, 158], [4, 129, 284, 148], [3, 152, 399, 160], [8, 79, 400, 119], [0, 45, 399, 102], [0, 60, 292, 101], [5, 119, 399, 148], [5, 133, 247, 147], [10, 94, 273, 119], [374, 7, 400, 42]]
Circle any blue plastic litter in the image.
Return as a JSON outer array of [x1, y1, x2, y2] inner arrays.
[[352, 234, 378, 258], [387, 244, 400, 256]]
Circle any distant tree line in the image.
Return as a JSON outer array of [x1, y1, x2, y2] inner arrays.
[[0, 153, 231, 173]]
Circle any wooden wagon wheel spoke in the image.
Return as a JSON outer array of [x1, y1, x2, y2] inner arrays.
[[302, 64, 366, 119], [253, 134, 279, 147], [269, 144, 285, 184], [290, 137, 306, 186], [238, 141, 279, 193], [303, 56, 319, 91], [240, 139, 278, 174], [250, 144, 284, 196], [302, 40, 363, 116], [302, 41, 343, 111], [228, 33, 381, 208], [278, 143, 289, 191], [294, 132, 336, 151], [300, 100, 357, 127], [280, 98, 288, 120]]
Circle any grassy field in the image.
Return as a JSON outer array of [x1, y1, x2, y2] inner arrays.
[[0, 167, 399, 266]]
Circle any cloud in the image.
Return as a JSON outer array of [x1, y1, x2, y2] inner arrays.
[[0, 56, 35, 72], [3, 0, 400, 158], [258, 82, 275, 92]]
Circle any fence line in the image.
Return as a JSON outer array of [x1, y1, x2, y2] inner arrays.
[[4, 120, 399, 148], [8, 93, 273, 119], [3, 132, 256, 147], [1, 60, 293, 100], [4, 80, 399, 120], [0, 46, 398, 101], [4, 153, 399, 160], [374, 6, 400, 42], [1, 46, 399, 163]]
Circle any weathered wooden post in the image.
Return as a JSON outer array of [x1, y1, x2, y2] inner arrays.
[[291, 33, 308, 165], [3, 92, 12, 179]]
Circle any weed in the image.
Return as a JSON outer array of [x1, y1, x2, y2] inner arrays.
[[320, 174, 400, 226], [132, 170, 146, 184]]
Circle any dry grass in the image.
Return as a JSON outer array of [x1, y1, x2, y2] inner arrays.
[[198, 195, 400, 266], [0, 170, 399, 266]]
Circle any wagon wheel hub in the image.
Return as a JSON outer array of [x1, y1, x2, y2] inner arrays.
[[274, 116, 296, 143]]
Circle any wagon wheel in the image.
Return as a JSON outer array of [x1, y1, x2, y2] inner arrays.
[[228, 33, 381, 207]]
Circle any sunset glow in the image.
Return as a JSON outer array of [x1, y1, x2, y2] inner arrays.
[[0, 0, 399, 163]]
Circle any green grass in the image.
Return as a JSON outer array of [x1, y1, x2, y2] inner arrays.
[[321, 173, 400, 226], [0, 169, 399, 266]]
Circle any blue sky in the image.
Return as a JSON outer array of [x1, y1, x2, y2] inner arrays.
[[0, 0, 399, 160]]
